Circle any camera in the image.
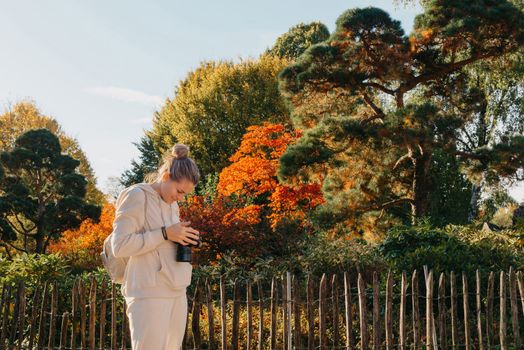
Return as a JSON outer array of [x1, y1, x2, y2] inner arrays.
[[175, 233, 202, 262]]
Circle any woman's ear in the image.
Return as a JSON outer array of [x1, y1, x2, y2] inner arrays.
[[161, 171, 169, 182]]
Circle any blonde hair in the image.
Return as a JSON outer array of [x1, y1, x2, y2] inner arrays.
[[144, 143, 200, 185]]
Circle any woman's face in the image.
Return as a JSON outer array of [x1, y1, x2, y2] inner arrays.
[[160, 175, 195, 203]]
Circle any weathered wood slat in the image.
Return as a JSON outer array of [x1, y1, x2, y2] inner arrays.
[[47, 281, 58, 350], [412, 270, 420, 350], [220, 276, 227, 350], [257, 279, 263, 350], [385, 271, 393, 350], [60, 312, 69, 350], [292, 274, 301, 350], [500, 271, 507, 350], [270, 276, 277, 350], [246, 280, 253, 350], [191, 279, 202, 349], [111, 282, 117, 350], [79, 279, 87, 350], [36, 282, 48, 350], [306, 274, 314, 350], [486, 271, 494, 349], [70, 278, 78, 350], [475, 270, 483, 350], [15, 281, 26, 350], [438, 272, 446, 350], [99, 278, 107, 350], [319, 273, 327, 350], [282, 275, 288, 350], [332, 274, 340, 349], [231, 279, 240, 349], [450, 271, 457, 350], [372, 271, 380, 350], [399, 271, 406, 350], [89, 276, 97, 350], [463, 272, 470, 350], [206, 279, 215, 350], [286, 272, 292, 350], [508, 267, 521, 349], [517, 271, 524, 316], [28, 283, 42, 350], [426, 270, 434, 350], [0, 283, 9, 350], [344, 271, 354, 350], [358, 273, 368, 350]]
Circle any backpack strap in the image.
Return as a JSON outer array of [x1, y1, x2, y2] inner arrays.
[[139, 187, 148, 231]]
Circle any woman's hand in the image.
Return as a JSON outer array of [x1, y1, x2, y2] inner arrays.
[[165, 221, 200, 246]]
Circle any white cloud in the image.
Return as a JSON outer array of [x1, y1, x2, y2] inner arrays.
[[85, 86, 163, 106]]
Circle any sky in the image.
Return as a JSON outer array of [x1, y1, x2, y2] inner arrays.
[[0, 0, 522, 203]]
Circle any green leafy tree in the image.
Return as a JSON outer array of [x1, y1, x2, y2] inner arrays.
[[266, 22, 330, 61], [0, 129, 101, 255], [436, 55, 524, 221], [277, 2, 524, 237]]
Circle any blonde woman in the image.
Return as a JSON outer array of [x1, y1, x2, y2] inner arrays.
[[110, 143, 201, 349]]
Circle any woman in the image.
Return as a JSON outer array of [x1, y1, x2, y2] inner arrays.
[[110, 143, 201, 350]]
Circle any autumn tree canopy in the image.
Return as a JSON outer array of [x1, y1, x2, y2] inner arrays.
[[0, 129, 101, 255], [217, 122, 325, 230], [277, 1, 524, 237]]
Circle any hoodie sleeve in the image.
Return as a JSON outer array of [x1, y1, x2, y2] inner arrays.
[[110, 187, 165, 258]]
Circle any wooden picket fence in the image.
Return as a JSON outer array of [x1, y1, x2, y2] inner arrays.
[[0, 266, 523, 349]]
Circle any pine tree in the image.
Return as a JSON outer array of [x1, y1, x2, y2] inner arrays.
[[0, 129, 100, 254], [277, 1, 524, 236]]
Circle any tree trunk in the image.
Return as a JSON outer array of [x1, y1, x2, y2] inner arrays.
[[411, 151, 433, 224], [35, 232, 44, 254], [467, 180, 483, 223]]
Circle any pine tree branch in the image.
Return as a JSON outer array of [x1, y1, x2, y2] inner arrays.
[[362, 82, 396, 95], [364, 197, 414, 212], [454, 151, 484, 160], [401, 52, 496, 94], [11, 212, 35, 235], [2, 240, 27, 253], [361, 92, 386, 121], [393, 152, 413, 170]]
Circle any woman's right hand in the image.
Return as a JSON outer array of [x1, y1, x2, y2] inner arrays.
[[165, 221, 200, 246]]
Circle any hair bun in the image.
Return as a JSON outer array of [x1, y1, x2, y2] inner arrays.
[[171, 143, 189, 159]]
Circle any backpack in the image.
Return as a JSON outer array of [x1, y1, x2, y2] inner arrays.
[[100, 186, 148, 284]]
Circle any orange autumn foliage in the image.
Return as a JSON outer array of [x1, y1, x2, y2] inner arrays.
[[180, 195, 264, 264], [217, 122, 325, 230], [49, 203, 115, 270]]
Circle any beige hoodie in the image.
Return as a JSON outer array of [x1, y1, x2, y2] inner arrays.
[[110, 182, 192, 298]]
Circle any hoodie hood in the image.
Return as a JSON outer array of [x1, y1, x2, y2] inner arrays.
[[133, 182, 170, 204]]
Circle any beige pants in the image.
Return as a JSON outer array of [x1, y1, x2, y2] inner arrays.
[[125, 294, 188, 350]]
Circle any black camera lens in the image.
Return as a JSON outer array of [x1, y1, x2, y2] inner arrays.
[[175, 234, 202, 262]]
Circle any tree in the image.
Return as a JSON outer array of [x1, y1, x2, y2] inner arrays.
[[0, 129, 101, 255], [277, 2, 524, 237], [0, 100, 106, 205], [266, 22, 330, 61], [217, 122, 325, 231], [120, 132, 163, 187], [150, 55, 291, 180], [437, 53, 524, 221]]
